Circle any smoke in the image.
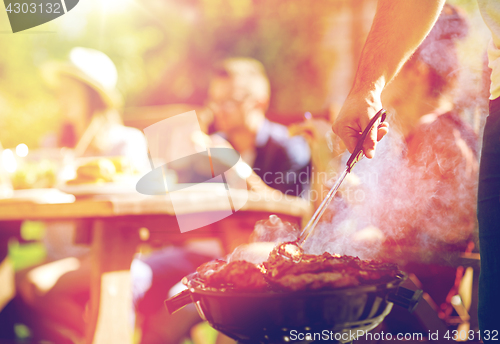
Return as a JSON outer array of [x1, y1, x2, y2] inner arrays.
[[223, 4, 483, 264], [303, 119, 478, 262], [296, 3, 482, 262], [227, 242, 277, 265], [225, 215, 301, 265], [299, 132, 407, 259], [225, 110, 477, 265], [249, 214, 300, 243]]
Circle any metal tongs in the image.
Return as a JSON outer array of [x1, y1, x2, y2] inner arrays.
[[278, 109, 387, 262]]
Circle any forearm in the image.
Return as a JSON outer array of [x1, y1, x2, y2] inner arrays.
[[350, 0, 445, 99]]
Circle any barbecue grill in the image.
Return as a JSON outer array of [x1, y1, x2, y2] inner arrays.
[[166, 271, 422, 344]]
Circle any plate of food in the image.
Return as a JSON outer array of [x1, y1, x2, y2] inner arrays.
[[57, 157, 143, 196]]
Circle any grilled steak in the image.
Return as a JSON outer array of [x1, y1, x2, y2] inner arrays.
[[264, 246, 398, 291], [196, 245, 399, 292], [198, 260, 268, 291]]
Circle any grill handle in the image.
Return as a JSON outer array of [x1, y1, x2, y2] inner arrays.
[[165, 289, 193, 315], [387, 287, 423, 314]]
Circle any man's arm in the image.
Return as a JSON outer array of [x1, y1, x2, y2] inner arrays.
[[332, 0, 445, 158]]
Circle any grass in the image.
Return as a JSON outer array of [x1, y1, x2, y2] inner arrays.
[[8, 221, 47, 271]]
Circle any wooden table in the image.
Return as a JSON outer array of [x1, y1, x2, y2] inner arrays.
[[0, 188, 312, 344]]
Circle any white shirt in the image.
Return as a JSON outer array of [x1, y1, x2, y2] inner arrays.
[[478, 0, 500, 99]]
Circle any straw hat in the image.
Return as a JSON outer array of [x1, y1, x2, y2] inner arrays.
[[42, 47, 122, 109]]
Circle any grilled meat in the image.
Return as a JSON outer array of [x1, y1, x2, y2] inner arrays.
[[264, 246, 398, 291], [197, 259, 227, 281], [196, 245, 399, 292], [198, 260, 268, 291]]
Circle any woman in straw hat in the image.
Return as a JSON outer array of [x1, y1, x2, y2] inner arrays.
[[42, 47, 148, 164]]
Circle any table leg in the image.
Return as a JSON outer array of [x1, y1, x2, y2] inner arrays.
[[87, 220, 139, 344]]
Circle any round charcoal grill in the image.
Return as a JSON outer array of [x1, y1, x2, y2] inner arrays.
[[166, 272, 422, 344]]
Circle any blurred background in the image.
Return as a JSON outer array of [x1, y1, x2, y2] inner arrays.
[[0, 1, 493, 343], [0, 0, 490, 149]]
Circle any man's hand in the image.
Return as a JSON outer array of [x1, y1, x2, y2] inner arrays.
[[332, 0, 444, 158], [332, 94, 389, 159]]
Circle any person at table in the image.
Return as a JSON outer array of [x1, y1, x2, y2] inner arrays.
[[206, 57, 311, 195], [133, 57, 312, 344], [331, 0, 497, 338], [38, 47, 148, 261], [11, 47, 149, 343], [41, 47, 148, 166]]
